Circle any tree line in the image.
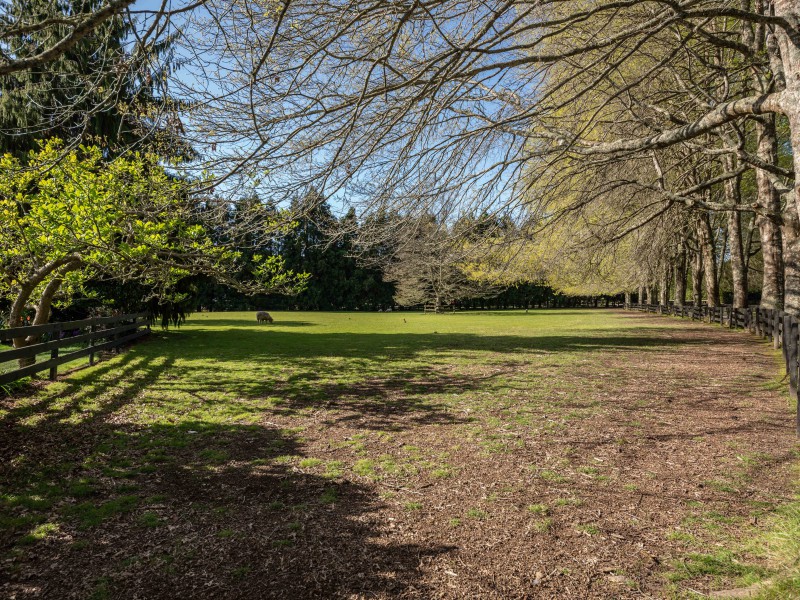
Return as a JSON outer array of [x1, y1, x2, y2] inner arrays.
[[4, 0, 800, 325]]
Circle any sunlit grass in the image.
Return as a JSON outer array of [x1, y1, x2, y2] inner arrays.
[[1, 309, 796, 597]]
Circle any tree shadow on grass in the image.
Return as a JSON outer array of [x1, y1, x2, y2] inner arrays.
[[140, 328, 716, 428], [191, 318, 315, 328], [2, 320, 767, 598], [172, 329, 715, 361], [1, 404, 455, 598]]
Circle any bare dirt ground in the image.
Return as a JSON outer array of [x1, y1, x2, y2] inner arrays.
[[1, 311, 798, 599]]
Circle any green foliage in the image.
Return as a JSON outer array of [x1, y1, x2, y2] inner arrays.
[[0, 140, 306, 323], [0, 0, 191, 159], [277, 196, 394, 310]]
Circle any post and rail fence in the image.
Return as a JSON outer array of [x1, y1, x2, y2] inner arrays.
[[0, 313, 150, 387], [625, 303, 800, 437]]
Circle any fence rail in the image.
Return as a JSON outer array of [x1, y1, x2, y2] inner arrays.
[[0, 313, 150, 387], [625, 303, 799, 436]]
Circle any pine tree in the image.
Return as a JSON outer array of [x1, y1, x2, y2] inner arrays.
[[0, 0, 190, 158]]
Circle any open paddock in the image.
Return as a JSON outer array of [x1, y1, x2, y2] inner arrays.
[[0, 310, 797, 598]]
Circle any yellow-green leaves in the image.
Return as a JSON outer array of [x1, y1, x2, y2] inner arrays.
[[1, 139, 308, 312]]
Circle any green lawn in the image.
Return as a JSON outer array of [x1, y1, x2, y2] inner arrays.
[[1, 310, 797, 598], [1, 341, 92, 379]]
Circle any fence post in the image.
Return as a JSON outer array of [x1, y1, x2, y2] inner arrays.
[[794, 319, 800, 438], [782, 316, 793, 383], [114, 320, 122, 354], [49, 348, 58, 381], [775, 312, 781, 349], [790, 319, 800, 413], [89, 319, 97, 366]]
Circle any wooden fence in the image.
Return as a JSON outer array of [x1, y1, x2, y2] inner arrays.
[[0, 313, 150, 387], [626, 303, 799, 436]]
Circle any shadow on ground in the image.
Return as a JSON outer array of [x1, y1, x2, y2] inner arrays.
[[0, 351, 456, 598], [0, 319, 770, 598]]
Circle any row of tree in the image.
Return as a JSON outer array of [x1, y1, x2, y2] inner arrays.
[[5, 1, 800, 323]]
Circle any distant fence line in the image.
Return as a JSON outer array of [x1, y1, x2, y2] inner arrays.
[[0, 313, 150, 387], [625, 303, 799, 437]]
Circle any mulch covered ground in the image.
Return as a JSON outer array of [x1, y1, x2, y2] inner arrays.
[[1, 311, 797, 599]]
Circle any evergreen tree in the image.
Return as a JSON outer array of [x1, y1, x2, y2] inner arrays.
[[0, 0, 189, 158]]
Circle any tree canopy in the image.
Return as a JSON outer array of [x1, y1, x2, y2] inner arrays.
[[0, 140, 306, 349]]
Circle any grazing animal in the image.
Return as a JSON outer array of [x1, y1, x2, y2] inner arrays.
[[256, 311, 274, 324]]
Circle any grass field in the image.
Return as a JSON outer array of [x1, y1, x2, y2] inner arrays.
[[1, 310, 798, 598]]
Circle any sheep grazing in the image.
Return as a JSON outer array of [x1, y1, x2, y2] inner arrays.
[[256, 311, 274, 324]]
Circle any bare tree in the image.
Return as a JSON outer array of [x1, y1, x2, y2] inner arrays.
[[7, 1, 800, 311], [384, 216, 498, 310]]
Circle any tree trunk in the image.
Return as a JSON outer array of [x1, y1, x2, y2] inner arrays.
[[674, 240, 687, 306], [692, 247, 704, 306], [728, 210, 748, 307], [7, 260, 80, 367], [644, 286, 651, 305], [637, 285, 643, 304], [698, 213, 720, 307], [774, 0, 800, 314], [624, 291, 631, 305], [15, 275, 65, 367], [784, 212, 800, 315], [659, 267, 669, 306], [755, 118, 785, 309], [9, 284, 36, 367], [721, 154, 748, 307]]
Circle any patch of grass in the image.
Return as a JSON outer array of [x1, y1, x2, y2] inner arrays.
[[554, 496, 583, 507], [532, 518, 553, 533], [231, 565, 252, 578], [405, 502, 423, 511], [738, 496, 800, 598], [137, 511, 162, 528], [352, 459, 377, 478], [89, 577, 113, 600], [319, 488, 338, 504], [198, 449, 229, 464], [527, 503, 549, 515], [704, 479, 738, 494], [576, 523, 600, 535], [323, 460, 343, 479], [18, 522, 60, 545], [66, 495, 139, 528], [467, 508, 488, 520], [538, 469, 567, 483], [666, 530, 697, 544], [298, 458, 323, 469], [67, 479, 98, 498], [666, 550, 768, 583], [430, 466, 453, 478]]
